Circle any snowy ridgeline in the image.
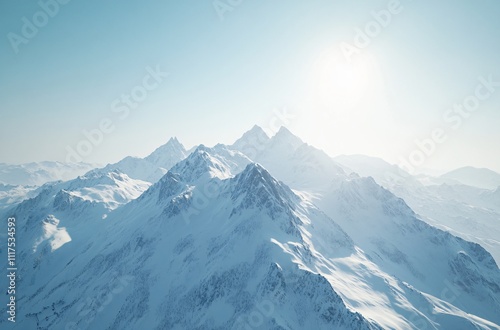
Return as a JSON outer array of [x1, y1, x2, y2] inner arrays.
[[0, 126, 499, 329]]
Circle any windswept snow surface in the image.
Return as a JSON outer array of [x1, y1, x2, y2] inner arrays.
[[0, 161, 97, 186], [439, 166, 500, 190], [334, 154, 500, 265], [97, 137, 188, 183], [1, 127, 499, 329]]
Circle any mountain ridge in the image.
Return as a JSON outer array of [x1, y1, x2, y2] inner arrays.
[[1, 126, 499, 329]]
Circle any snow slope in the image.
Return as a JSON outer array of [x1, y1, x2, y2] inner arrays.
[[334, 154, 500, 264], [0, 170, 150, 271], [314, 175, 500, 325], [231, 126, 500, 328], [0, 183, 39, 209], [1, 148, 381, 329], [232, 126, 346, 192], [97, 137, 188, 183], [1, 127, 499, 329], [0, 161, 97, 186], [439, 166, 500, 190]]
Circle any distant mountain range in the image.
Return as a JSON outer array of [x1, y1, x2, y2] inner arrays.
[[439, 166, 500, 190], [1, 126, 499, 329], [0, 161, 97, 186]]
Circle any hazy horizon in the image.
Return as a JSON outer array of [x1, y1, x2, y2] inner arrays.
[[1, 1, 499, 173], [2, 3, 500, 328], [1, 123, 498, 177]]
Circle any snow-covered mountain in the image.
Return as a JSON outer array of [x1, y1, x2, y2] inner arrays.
[[0, 170, 150, 267], [314, 175, 500, 325], [483, 187, 500, 211], [334, 154, 500, 265], [231, 128, 500, 327], [0, 183, 39, 209], [439, 166, 500, 190], [0, 162, 102, 211], [0, 161, 97, 186], [1, 147, 379, 329], [1, 126, 500, 329], [232, 126, 346, 192], [6, 170, 151, 222], [97, 137, 188, 183]]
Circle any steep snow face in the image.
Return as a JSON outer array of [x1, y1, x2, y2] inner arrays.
[[32, 215, 71, 252], [0, 161, 97, 186], [144, 137, 188, 170], [169, 145, 251, 183], [0, 170, 150, 285], [3, 157, 381, 330], [335, 154, 500, 265], [98, 156, 167, 183], [231, 124, 270, 159], [4, 145, 499, 329], [231, 128, 500, 328], [231, 126, 346, 191], [98, 137, 188, 182], [2, 128, 500, 329], [0, 170, 150, 326], [439, 166, 500, 190], [314, 176, 500, 325], [252, 126, 305, 168], [265, 126, 304, 153]]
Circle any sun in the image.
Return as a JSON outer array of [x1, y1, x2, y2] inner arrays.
[[311, 47, 374, 112], [298, 46, 390, 156]]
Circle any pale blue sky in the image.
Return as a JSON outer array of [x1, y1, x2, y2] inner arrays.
[[1, 0, 499, 172]]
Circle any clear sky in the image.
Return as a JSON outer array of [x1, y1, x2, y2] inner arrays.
[[1, 0, 499, 173]]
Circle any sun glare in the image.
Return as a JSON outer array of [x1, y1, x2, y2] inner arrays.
[[313, 48, 373, 110], [298, 47, 391, 158]]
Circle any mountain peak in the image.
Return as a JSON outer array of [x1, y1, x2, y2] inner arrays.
[[144, 136, 188, 170], [230, 163, 300, 233], [276, 125, 293, 135], [232, 125, 270, 153], [169, 145, 234, 182], [233, 163, 295, 206], [239, 163, 272, 182], [440, 166, 500, 190], [165, 136, 182, 147], [271, 126, 303, 148], [249, 124, 267, 135], [155, 136, 185, 151], [232, 163, 275, 195], [194, 144, 210, 153]]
